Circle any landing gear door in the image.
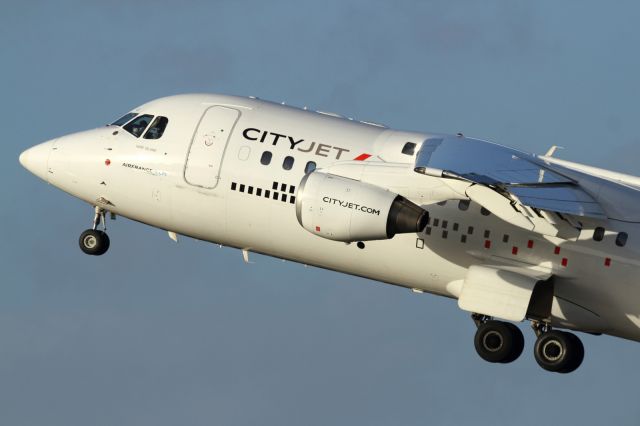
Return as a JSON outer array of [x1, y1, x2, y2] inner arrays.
[[184, 106, 240, 189]]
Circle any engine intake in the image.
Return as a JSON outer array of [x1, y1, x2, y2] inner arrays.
[[296, 172, 428, 242]]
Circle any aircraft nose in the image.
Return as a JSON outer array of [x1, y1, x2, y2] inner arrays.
[[19, 140, 54, 182]]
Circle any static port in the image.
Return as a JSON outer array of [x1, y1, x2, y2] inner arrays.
[[357, 241, 365, 249]]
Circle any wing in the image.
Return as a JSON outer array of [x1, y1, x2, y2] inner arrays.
[[414, 136, 614, 238]]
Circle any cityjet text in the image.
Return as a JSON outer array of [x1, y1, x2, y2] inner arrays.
[[242, 127, 350, 160], [322, 196, 381, 215]]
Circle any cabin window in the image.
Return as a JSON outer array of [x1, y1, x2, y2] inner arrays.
[[502, 234, 509, 243], [433, 219, 440, 227], [111, 112, 137, 126], [593, 227, 605, 242], [480, 207, 491, 216], [453, 223, 459, 231], [461, 235, 467, 243], [143, 116, 169, 139], [401, 142, 416, 156], [123, 114, 154, 138], [616, 232, 628, 247], [442, 230, 448, 239], [304, 161, 317, 174], [458, 200, 470, 211], [283, 156, 294, 170], [484, 230, 491, 238], [467, 226, 474, 235], [260, 151, 273, 165]]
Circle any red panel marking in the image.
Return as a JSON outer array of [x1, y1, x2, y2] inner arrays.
[[554, 246, 561, 255], [605, 257, 612, 267], [105, 159, 111, 166], [561, 258, 568, 267], [315, 226, 321, 232], [512, 246, 518, 255], [484, 240, 491, 249], [527, 240, 534, 249], [353, 153, 372, 161]]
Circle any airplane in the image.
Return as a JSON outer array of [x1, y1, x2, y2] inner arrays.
[[18, 93, 640, 374]]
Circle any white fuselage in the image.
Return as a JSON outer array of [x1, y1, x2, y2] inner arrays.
[[21, 94, 640, 343]]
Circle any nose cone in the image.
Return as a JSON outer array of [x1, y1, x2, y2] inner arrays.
[[19, 140, 54, 182]]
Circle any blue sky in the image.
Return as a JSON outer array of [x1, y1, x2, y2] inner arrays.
[[2, 1, 640, 425]]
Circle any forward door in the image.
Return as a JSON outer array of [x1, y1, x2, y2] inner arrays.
[[184, 106, 240, 189]]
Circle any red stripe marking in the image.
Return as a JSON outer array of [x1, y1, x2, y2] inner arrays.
[[484, 240, 491, 249], [512, 246, 518, 255], [561, 258, 568, 267], [554, 246, 561, 255], [353, 153, 372, 161], [605, 257, 612, 267], [527, 240, 534, 249]]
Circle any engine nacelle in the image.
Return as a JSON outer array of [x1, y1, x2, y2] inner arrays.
[[296, 172, 428, 242]]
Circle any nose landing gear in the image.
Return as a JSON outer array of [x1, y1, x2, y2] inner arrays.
[[79, 207, 110, 256]]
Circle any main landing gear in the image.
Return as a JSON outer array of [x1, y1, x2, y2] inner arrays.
[[79, 207, 110, 256], [472, 314, 584, 373]]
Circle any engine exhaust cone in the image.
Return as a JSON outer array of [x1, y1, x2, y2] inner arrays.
[[386, 196, 429, 238]]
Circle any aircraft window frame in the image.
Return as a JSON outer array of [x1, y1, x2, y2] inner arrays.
[[282, 156, 295, 171], [123, 114, 154, 138], [401, 142, 416, 156], [143, 116, 169, 140], [593, 227, 605, 242], [261, 151, 273, 165], [458, 200, 470, 211], [304, 161, 317, 174], [111, 112, 138, 127], [616, 232, 628, 247]]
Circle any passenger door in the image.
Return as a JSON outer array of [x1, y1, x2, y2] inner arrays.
[[184, 106, 240, 189]]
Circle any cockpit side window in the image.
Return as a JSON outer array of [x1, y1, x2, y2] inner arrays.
[[143, 116, 169, 140], [111, 112, 138, 126], [123, 114, 154, 138]]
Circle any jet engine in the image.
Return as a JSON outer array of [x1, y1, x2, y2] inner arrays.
[[296, 172, 428, 242]]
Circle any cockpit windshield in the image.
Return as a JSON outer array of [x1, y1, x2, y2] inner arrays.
[[111, 112, 170, 139], [143, 116, 169, 140], [123, 114, 154, 138], [111, 112, 138, 126]]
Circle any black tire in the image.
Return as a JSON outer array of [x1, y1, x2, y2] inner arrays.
[[559, 332, 584, 374], [502, 323, 525, 364], [474, 320, 523, 364], [534, 330, 583, 373], [79, 229, 110, 256]]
